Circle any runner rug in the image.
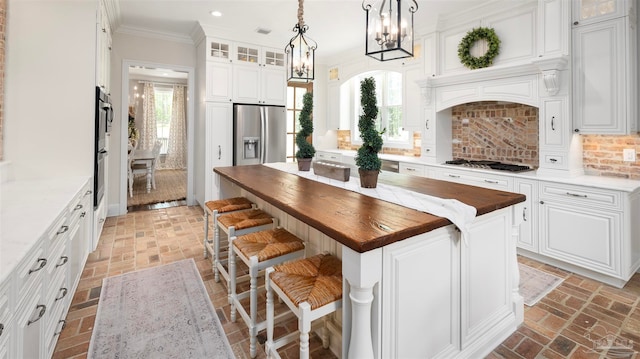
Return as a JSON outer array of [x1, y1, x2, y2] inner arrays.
[[519, 263, 565, 306], [88, 259, 234, 359]]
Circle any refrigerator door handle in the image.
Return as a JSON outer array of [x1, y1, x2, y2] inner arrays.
[[260, 107, 266, 163]]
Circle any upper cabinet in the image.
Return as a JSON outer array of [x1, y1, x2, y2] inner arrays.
[[572, 1, 637, 134], [572, 0, 629, 26], [96, 0, 112, 92], [207, 38, 233, 63], [233, 43, 286, 105]]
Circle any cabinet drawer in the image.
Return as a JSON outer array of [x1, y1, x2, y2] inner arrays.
[[399, 163, 425, 176], [15, 243, 46, 299], [540, 182, 621, 210], [47, 212, 69, 246], [439, 169, 513, 191], [316, 152, 342, 162]]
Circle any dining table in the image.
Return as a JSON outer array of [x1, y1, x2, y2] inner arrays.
[[132, 149, 155, 193]]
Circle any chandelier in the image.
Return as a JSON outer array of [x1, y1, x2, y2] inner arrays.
[[362, 0, 418, 61], [285, 0, 317, 82]]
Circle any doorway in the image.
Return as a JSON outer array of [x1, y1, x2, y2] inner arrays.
[[120, 60, 195, 214]]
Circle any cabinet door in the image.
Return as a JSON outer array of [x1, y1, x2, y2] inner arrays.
[[572, 19, 626, 134], [234, 43, 260, 64], [382, 227, 460, 358], [539, 199, 621, 276], [540, 98, 567, 147], [207, 38, 232, 62], [572, 0, 627, 26], [514, 179, 538, 252], [206, 62, 233, 102], [403, 65, 423, 131], [261, 67, 286, 105], [15, 285, 44, 359], [423, 107, 436, 157], [262, 47, 286, 68], [233, 65, 260, 104], [205, 102, 232, 202]]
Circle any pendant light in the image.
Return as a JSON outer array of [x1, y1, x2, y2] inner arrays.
[[285, 0, 317, 82], [362, 0, 418, 61]]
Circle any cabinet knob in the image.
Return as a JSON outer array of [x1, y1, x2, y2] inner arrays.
[[573, 21, 579, 25], [539, 200, 544, 205], [574, 128, 580, 133]]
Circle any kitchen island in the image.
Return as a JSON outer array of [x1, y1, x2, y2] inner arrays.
[[214, 164, 526, 358]]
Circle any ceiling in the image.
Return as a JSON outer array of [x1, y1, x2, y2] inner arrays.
[[111, 0, 490, 63]]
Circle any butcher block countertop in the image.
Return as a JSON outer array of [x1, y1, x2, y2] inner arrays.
[[214, 164, 525, 253]]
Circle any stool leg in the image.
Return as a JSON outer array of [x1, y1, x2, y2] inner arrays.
[[203, 211, 209, 259], [265, 267, 275, 359], [226, 227, 235, 304], [213, 212, 221, 282], [249, 257, 259, 358], [299, 302, 311, 359], [322, 316, 330, 349], [229, 235, 237, 323]]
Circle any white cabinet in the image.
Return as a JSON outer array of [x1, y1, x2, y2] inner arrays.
[[535, 181, 640, 287], [233, 43, 286, 105], [315, 151, 342, 162], [572, 14, 638, 134], [437, 167, 513, 192], [206, 62, 233, 102], [205, 102, 233, 202], [96, 0, 112, 92], [514, 179, 538, 253], [572, 0, 630, 26], [207, 38, 233, 63], [421, 107, 452, 164], [538, 0, 570, 57], [402, 64, 423, 131], [399, 162, 426, 177]]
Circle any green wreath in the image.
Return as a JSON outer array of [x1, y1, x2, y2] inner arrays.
[[458, 27, 500, 69]]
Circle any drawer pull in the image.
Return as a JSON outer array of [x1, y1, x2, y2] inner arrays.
[[523, 207, 527, 222], [448, 174, 460, 178], [406, 168, 416, 171], [56, 287, 69, 301], [0, 323, 4, 337], [57, 225, 69, 235], [566, 192, 587, 198], [55, 320, 67, 335], [29, 258, 47, 274], [74, 204, 83, 211], [551, 116, 555, 131], [56, 256, 69, 268], [27, 304, 46, 325], [549, 158, 558, 163], [484, 179, 499, 184]]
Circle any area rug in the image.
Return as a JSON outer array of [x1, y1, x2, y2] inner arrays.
[[88, 259, 234, 359], [519, 263, 565, 306], [128, 169, 186, 207]]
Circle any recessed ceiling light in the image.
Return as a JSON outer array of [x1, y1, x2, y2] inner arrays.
[[210, 10, 222, 17]]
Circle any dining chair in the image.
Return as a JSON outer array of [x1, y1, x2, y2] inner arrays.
[[149, 140, 162, 190]]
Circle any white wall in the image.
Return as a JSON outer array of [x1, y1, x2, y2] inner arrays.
[[4, 0, 97, 180], [109, 32, 196, 213]]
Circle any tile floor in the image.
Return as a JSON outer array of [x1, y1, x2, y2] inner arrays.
[[53, 204, 640, 359]]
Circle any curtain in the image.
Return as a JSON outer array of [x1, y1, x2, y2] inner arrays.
[[162, 85, 187, 169], [140, 82, 157, 150]]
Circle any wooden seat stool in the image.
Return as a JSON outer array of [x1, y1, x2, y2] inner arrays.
[[203, 197, 255, 282], [229, 227, 306, 358], [265, 253, 342, 359], [216, 209, 278, 300]]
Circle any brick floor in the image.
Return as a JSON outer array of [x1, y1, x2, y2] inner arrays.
[[53, 205, 640, 358]]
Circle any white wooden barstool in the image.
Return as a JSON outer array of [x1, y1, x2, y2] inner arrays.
[[229, 228, 306, 358], [216, 209, 278, 300], [203, 197, 255, 281], [265, 253, 342, 359]]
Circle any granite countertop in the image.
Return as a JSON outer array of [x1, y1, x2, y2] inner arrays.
[[0, 176, 90, 283], [317, 149, 640, 193], [214, 165, 524, 253]]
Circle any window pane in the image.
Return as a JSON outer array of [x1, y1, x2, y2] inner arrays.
[[287, 87, 295, 110], [286, 133, 295, 157], [386, 106, 403, 139], [286, 111, 295, 133], [295, 87, 306, 108], [386, 72, 402, 106]]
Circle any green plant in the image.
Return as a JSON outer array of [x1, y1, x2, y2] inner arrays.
[[295, 92, 316, 159], [355, 77, 383, 171], [458, 27, 500, 69]]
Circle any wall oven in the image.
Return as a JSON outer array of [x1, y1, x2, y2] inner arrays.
[[94, 86, 112, 208]]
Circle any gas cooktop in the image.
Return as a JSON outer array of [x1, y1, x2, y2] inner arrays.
[[444, 159, 533, 172]]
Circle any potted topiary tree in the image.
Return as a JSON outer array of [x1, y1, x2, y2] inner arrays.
[[295, 91, 316, 171], [355, 77, 383, 188]]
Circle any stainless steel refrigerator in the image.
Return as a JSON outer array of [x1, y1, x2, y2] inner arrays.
[[233, 104, 287, 166]]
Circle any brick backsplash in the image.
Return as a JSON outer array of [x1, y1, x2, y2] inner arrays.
[[0, 0, 5, 161], [451, 102, 539, 167], [582, 134, 640, 180], [337, 129, 421, 157]]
